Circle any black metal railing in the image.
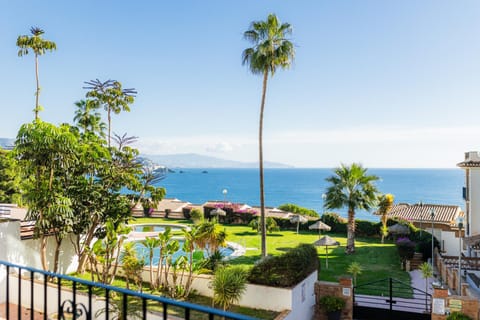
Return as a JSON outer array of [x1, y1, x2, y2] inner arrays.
[[0, 259, 257, 320]]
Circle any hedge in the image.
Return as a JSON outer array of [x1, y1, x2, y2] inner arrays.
[[248, 243, 319, 287]]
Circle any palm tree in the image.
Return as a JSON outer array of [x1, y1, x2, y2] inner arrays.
[[141, 237, 160, 289], [324, 163, 379, 254], [83, 79, 136, 147], [242, 14, 295, 258], [378, 193, 394, 243], [16, 27, 57, 120], [211, 266, 248, 311], [73, 99, 106, 137]]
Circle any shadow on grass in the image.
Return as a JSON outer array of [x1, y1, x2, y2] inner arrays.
[[233, 231, 259, 236]]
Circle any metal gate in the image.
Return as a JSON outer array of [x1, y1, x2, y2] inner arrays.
[[353, 278, 431, 320]]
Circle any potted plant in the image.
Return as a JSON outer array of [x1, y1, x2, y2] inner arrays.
[[319, 295, 345, 320]]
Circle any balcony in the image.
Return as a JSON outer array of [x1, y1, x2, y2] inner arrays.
[[0, 260, 255, 320]]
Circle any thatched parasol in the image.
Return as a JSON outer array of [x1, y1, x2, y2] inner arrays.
[[210, 208, 226, 217], [308, 220, 331, 239], [313, 235, 340, 269], [388, 223, 410, 235], [290, 214, 308, 234]]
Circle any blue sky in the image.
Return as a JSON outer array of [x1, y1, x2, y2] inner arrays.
[[1, 1, 480, 168]]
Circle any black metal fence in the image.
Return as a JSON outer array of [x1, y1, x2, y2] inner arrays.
[[0, 259, 257, 320], [353, 277, 431, 320]]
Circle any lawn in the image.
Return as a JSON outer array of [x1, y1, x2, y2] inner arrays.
[[130, 216, 411, 291]]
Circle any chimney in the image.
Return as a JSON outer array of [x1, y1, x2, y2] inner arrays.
[[464, 151, 480, 161]]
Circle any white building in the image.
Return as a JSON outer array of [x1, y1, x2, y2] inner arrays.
[[457, 151, 480, 257]]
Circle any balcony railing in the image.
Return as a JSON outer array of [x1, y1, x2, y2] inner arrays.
[[0, 259, 256, 320]]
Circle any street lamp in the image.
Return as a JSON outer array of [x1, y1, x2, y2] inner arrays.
[[431, 208, 435, 270], [456, 216, 464, 295], [222, 189, 228, 210], [419, 202, 423, 236]]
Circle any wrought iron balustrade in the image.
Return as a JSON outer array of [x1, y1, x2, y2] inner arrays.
[[0, 259, 256, 320]]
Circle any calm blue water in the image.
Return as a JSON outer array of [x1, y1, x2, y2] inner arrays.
[[132, 240, 234, 265], [155, 168, 465, 221]]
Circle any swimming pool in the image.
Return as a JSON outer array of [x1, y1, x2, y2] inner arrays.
[[130, 240, 235, 265]]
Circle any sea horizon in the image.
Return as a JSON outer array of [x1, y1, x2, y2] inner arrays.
[[155, 168, 465, 222]]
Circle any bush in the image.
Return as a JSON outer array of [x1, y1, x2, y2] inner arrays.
[[319, 295, 346, 312], [278, 203, 319, 218], [321, 213, 347, 233], [190, 208, 203, 224], [248, 244, 319, 287], [396, 237, 416, 261], [410, 229, 440, 261], [447, 312, 473, 320], [356, 220, 381, 237]]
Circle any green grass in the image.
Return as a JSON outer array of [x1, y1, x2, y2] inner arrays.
[[130, 217, 412, 297]]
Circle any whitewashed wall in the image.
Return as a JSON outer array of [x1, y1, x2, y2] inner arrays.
[[469, 169, 480, 236], [0, 220, 78, 273], [442, 230, 460, 256]]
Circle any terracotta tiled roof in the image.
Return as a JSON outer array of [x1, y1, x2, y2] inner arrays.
[[382, 203, 463, 226], [156, 198, 191, 212]]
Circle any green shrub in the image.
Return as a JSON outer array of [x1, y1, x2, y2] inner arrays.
[[319, 295, 346, 312], [248, 244, 319, 287], [278, 203, 319, 218], [447, 312, 473, 320], [190, 208, 204, 224], [321, 213, 347, 233], [355, 220, 381, 237]]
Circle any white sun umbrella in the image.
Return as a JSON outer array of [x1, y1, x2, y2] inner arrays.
[[290, 214, 308, 234], [313, 235, 340, 269], [308, 220, 332, 239]]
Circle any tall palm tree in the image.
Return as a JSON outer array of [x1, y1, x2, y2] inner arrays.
[[83, 79, 136, 147], [16, 27, 57, 120], [378, 193, 394, 243], [242, 14, 295, 258], [324, 163, 379, 254], [73, 99, 106, 137]]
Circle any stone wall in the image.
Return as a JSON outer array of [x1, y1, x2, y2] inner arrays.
[[431, 287, 480, 320], [313, 278, 353, 320]]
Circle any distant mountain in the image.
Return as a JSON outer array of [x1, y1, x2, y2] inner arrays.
[[142, 153, 293, 169], [0, 138, 14, 149]]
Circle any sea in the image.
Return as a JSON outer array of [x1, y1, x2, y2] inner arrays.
[[154, 168, 465, 222]]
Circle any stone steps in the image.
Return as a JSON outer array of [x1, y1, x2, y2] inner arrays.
[[409, 252, 424, 270]]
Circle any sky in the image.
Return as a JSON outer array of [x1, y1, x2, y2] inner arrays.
[[1, 1, 480, 168]]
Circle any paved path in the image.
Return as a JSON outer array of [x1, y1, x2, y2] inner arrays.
[[354, 270, 433, 314]]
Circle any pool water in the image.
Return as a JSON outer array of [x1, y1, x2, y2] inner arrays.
[[131, 240, 234, 265]]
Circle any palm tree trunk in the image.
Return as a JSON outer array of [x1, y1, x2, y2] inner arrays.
[[35, 53, 40, 120], [259, 70, 268, 258], [346, 208, 356, 254]]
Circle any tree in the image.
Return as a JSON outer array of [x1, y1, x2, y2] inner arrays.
[[16, 27, 57, 120], [83, 79, 136, 146], [378, 193, 394, 243], [419, 262, 433, 311], [211, 266, 248, 311], [242, 14, 295, 258], [0, 148, 22, 204], [14, 121, 78, 272], [141, 237, 160, 289], [324, 163, 379, 254], [73, 99, 106, 137], [347, 261, 363, 286]]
